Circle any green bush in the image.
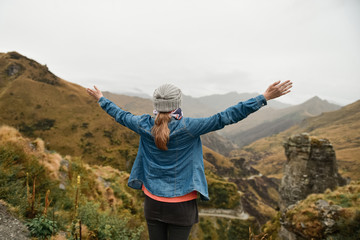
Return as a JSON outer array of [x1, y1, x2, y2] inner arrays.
[[200, 179, 240, 209], [197, 217, 258, 240], [199, 218, 216, 240], [78, 200, 144, 240], [0, 142, 61, 218], [25, 215, 58, 239], [330, 210, 360, 239]]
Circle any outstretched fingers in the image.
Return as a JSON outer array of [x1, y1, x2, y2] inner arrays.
[[86, 85, 103, 101], [279, 81, 293, 96], [263, 80, 293, 100], [271, 80, 281, 87], [86, 88, 95, 96]]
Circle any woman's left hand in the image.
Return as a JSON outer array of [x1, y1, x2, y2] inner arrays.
[[87, 86, 103, 101], [263, 80, 292, 101]]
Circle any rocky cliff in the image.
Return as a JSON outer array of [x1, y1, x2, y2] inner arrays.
[[279, 133, 347, 209], [278, 133, 350, 240]]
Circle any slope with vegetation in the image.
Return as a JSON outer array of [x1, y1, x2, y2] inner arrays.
[[0, 51, 141, 171], [0, 125, 146, 239], [0, 125, 275, 239], [260, 181, 360, 240]]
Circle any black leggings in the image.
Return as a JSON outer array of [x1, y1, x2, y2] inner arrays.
[[146, 219, 193, 240]]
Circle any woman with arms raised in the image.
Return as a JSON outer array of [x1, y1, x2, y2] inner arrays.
[[87, 80, 292, 240]]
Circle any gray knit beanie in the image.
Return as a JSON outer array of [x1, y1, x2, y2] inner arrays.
[[153, 83, 182, 112]]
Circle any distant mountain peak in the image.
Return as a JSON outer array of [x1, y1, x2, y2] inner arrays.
[[307, 96, 327, 102], [300, 96, 340, 108]]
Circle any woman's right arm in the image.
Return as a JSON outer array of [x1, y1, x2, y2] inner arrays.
[[87, 86, 142, 133]]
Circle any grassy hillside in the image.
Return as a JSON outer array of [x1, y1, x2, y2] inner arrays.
[[0, 125, 272, 239], [0, 125, 146, 239], [0, 51, 140, 170], [260, 181, 360, 240], [231, 100, 360, 180], [2, 125, 356, 239], [102, 91, 153, 115]]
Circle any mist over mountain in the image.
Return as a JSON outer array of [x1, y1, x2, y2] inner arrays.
[[113, 90, 152, 99]]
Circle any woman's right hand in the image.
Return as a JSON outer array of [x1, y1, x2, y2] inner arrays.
[[87, 85, 103, 101], [263, 80, 293, 101]]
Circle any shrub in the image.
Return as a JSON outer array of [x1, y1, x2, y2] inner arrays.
[[78, 200, 144, 240], [199, 218, 216, 240], [34, 119, 55, 131], [25, 215, 58, 239], [200, 174, 240, 209], [83, 132, 94, 138], [0, 142, 58, 217]]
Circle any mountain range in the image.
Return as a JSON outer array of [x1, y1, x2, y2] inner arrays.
[[2, 51, 354, 184]]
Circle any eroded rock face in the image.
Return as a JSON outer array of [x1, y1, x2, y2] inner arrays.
[[0, 202, 30, 240], [7, 64, 22, 76], [279, 133, 346, 208]]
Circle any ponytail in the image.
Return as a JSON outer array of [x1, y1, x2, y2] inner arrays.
[[152, 112, 171, 150]]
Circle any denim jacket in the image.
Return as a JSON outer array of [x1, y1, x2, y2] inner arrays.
[[98, 95, 267, 201]]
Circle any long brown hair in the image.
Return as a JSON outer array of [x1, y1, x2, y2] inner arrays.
[[152, 112, 171, 150]]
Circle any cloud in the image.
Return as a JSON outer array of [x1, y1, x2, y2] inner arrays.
[[0, 0, 359, 105]]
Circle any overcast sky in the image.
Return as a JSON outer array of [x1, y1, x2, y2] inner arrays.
[[1, 0, 359, 105]]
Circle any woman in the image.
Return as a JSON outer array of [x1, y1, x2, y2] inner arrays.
[[87, 80, 292, 240]]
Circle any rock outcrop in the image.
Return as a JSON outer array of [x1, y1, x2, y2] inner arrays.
[[279, 133, 346, 208], [278, 133, 348, 240]]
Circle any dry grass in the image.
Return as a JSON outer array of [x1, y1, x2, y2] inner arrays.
[[0, 126, 63, 180], [0, 124, 136, 208], [203, 145, 234, 168], [281, 181, 360, 238], [0, 52, 141, 170]]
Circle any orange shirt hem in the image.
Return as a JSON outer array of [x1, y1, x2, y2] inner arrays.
[[142, 185, 198, 203]]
